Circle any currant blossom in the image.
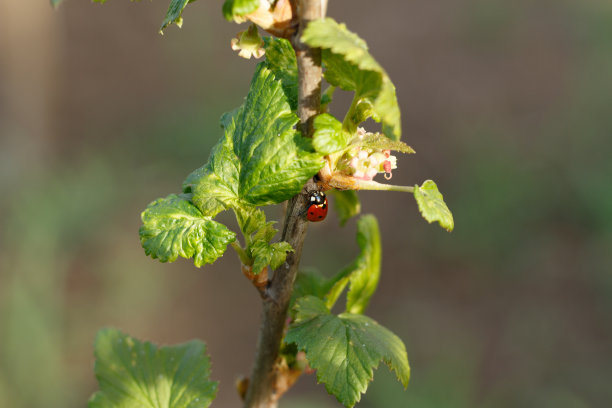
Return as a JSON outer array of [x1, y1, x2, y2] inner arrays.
[[231, 24, 265, 59], [318, 128, 414, 193], [335, 128, 398, 181]]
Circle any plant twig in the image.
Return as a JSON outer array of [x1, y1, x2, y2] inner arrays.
[[242, 1, 324, 407]]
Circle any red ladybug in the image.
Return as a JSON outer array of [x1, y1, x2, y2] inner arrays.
[[306, 191, 328, 222]]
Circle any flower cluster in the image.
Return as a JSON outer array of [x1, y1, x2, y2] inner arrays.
[[335, 128, 397, 181]]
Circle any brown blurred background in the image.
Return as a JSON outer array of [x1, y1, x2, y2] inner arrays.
[[1, 0, 611, 407]]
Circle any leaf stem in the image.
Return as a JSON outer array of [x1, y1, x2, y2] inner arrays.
[[342, 94, 359, 134], [355, 180, 415, 193], [242, 1, 324, 407], [231, 241, 251, 266]]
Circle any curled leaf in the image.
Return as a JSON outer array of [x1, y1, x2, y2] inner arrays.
[[139, 194, 236, 267], [414, 180, 454, 232]]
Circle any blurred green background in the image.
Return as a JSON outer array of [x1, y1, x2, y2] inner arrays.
[[1, 0, 611, 407]]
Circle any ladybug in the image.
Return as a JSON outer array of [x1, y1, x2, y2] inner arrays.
[[306, 191, 328, 222]]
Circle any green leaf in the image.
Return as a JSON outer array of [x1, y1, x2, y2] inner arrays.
[[222, 0, 260, 21], [185, 136, 241, 217], [250, 240, 293, 275], [286, 296, 410, 408], [89, 328, 218, 408], [302, 18, 402, 140], [235, 206, 267, 237], [324, 275, 350, 311], [324, 215, 381, 313], [312, 113, 352, 155], [251, 220, 278, 244], [263, 37, 298, 110], [345, 215, 381, 314], [225, 64, 323, 204], [329, 190, 361, 226], [190, 64, 324, 212], [160, 0, 197, 32], [413, 180, 454, 232], [139, 194, 236, 267]]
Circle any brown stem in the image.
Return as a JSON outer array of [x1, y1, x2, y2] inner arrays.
[[242, 1, 324, 407]]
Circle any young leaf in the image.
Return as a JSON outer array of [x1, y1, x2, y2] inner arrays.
[[189, 64, 324, 211], [345, 214, 381, 314], [302, 18, 402, 140], [286, 296, 410, 408], [222, 0, 260, 21], [413, 180, 454, 232], [329, 189, 361, 226], [251, 220, 279, 244], [160, 0, 197, 32], [89, 328, 218, 408], [312, 113, 352, 155], [250, 240, 293, 275], [263, 37, 298, 110], [50, 0, 64, 8], [235, 206, 267, 237], [139, 194, 236, 267]]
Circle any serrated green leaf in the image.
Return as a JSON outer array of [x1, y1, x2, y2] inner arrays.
[[263, 37, 298, 110], [227, 64, 324, 204], [222, 0, 260, 21], [345, 215, 381, 314], [251, 220, 278, 244], [235, 206, 267, 237], [185, 135, 241, 217], [160, 0, 197, 32], [89, 328, 217, 408], [351, 132, 414, 154], [329, 190, 361, 226], [312, 113, 352, 155], [250, 240, 293, 275], [270, 241, 293, 269], [286, 296, 410, 408], [139, 194, 236, 267], [189, 64, 324, 212], [302, 18, 402, 140], [413, 180, 454, 232]]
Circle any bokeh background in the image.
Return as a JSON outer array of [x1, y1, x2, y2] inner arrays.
[[1, 0, 611, 407]]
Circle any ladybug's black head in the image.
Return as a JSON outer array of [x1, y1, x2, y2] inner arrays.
[[308, 191, 326, 206]]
